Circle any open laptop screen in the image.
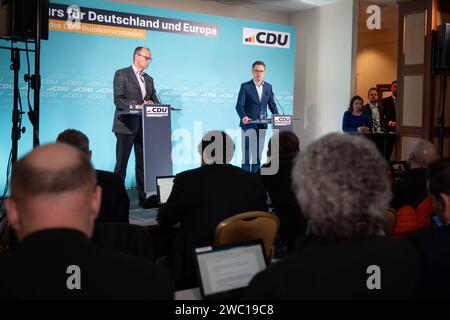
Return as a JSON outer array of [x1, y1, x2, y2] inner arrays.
[[156, 176, 175, 204], [194, 240, 267, 298]]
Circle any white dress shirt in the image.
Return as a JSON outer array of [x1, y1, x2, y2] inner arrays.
[[132, 64, 147, 100], [369, 103, 381, 132], [253, 80, 264, 102]]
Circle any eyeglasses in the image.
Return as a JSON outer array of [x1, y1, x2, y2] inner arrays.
[[252, 69, 265, 73], [137, 54, 152, 61]]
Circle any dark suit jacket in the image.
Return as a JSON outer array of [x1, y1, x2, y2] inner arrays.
[[245, 236, 423, 300], [382, 95, 396, 132], [0, 229, 174, 299], [410, 225, 450, 299], [112, 66, 159, 134], [96, 170, 130, 224], [363, 103, 386, 131], [236, 80, 279, 130], [391, 167, 428, 210], [157, 164, 268, 288], [259, 156, 307, 253]]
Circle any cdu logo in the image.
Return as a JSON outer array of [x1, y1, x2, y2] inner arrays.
[[243, 28, 290, 49], [274, 116, 292, 126], [146, 105, 169, 117]]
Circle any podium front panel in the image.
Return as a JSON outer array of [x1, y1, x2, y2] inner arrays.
[[142, 104, 173, 194], [272, 115, 293, 132], [355, 132, 396, 160]]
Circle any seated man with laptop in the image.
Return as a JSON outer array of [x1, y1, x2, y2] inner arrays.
[[156, 176, 175, 205], [129, 176, 175, 226], [142, 176, 175, 210], [157, 131, 268, 290]]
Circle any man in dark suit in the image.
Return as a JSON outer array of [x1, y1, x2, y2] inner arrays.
[[236, 61, 279, 172], [0, 144, 174, 299], [381, 80, 398, 132], [410, 158, 450, 299], [363, 87, 385, 132], [157, 131, 268, 289], [259, 131, 306, 253], [56, 129, 130, 223], [113, 46, 159, 205], [363, 87, 395, 159]]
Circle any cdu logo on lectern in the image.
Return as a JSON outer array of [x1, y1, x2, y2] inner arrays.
[[274, 116, 292, 126], [146, 106, 169, 117]]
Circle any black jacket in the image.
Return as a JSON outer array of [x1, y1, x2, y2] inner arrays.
[[157, 164, 267, 288], [96, 170, 129, 223], [112, 66, 159, 134], [0, 229, 174, 299], [381, 95, 396, 132], [391, 167, 428, 210], [245, 236, 423, 300], [410, 225, 450, 299], [259, 156, 307, 252]]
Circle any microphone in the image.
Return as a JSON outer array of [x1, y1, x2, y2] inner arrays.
[[272, 91, 285, 115], [361, 113, 385, 132], [154, 88, 162, 104]]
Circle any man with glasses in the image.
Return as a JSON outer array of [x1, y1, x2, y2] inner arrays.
[[236, 61, 279, 172], [112, 46, 159, 206]]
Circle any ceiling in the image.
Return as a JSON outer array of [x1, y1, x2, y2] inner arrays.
[[200, 0, 345, 12], [200, 0, 398, 13]]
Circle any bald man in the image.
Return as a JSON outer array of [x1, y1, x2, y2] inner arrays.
[[0, 144, 173, 299], [391, 139, 437, 210]]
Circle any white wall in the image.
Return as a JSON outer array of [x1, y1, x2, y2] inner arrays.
[[112, 0, 290, 24], [289, 0, 355, 147]]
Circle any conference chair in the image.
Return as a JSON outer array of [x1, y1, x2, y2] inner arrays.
[[213, 211, 279, 260]]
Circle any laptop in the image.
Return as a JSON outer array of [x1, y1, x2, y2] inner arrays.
[[156, 175, 175, 205], [389, 161, 409, 178], [194, 240, 267, 300]]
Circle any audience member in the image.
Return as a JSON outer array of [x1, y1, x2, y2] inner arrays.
[[157, 131, 267, 289], [410, 158, 450, 298], [259, 131, 306, 253], [245, 133, 423, 299], [342, 95, 371, 133], [391, 139, 437, 210], [57, 129, 130, 223], [0, 144, 173, 299]]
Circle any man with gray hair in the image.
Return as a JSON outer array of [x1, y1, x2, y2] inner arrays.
[[391, 139, 437, 210], [0, 144, 173, 299], [246, 133, 422, 299]]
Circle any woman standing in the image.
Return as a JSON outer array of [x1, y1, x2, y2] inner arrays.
[[342, 95, 372, 133]]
